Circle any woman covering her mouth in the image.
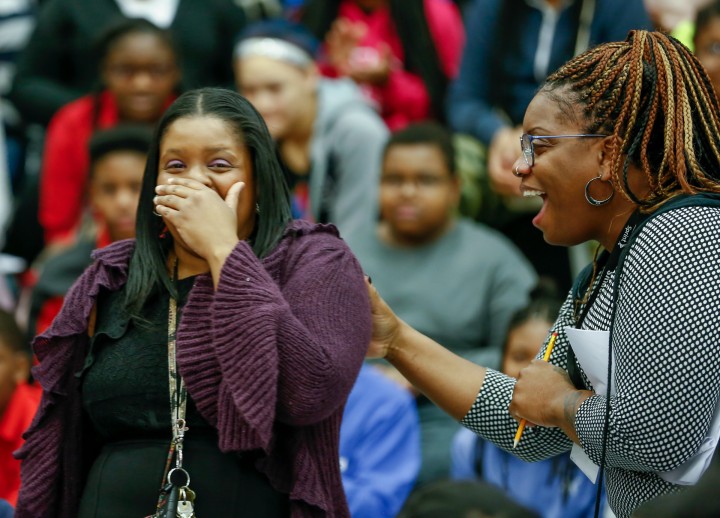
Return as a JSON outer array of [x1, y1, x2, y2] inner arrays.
[[15, 87, 371, 518]]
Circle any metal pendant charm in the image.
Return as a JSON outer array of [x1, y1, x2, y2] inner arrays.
[[176, 499, 195, 518], [176, 486, 196, 518]]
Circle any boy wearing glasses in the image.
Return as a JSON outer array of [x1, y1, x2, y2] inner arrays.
[[345, 122, 536, 485]]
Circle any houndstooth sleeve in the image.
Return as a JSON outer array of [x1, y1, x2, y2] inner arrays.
[[461, 294, 578, 462]]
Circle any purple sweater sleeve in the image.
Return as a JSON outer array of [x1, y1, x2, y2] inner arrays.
[[178, 230, 371, 452]]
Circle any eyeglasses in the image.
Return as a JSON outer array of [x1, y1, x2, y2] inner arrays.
[[520, 133, 608, 167]]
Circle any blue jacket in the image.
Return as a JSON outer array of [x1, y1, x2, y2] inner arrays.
[[447, 0, 653, 145], [340, 365, 421, 518], [452, 428, 603, 518]]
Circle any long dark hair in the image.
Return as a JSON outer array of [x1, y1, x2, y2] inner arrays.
[[299, 0, 449, 120], [124, 87, 292, 321]]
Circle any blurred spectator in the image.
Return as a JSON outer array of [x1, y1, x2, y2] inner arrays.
[[340, 364, 421, 518], [0, 309, 40, 507], [397, 479, 540, 518], [38, 18, 178, 246], [645, 0, 714, 49], [0, 126, 12, 252], [446, 0, 652, 294], [451, 281, 604, 518], [28, 124, 151, 338], [644, 0, 713, 32], [235, 0, 283, 21], [0, 0, 36, 196], [448, 0, 652, 171], [0, 0, 36, 260], [694, 0, 720, 96], [234, 21, 388, 240], [345, 123, 535, 484], [298, 0, 464, 130], [9, 0, 246, 127]]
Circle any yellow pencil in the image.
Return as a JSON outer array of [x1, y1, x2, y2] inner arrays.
[[512, 331, 559, 449]]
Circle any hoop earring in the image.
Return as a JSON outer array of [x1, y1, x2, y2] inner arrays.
[[584, 175, 615, 206]]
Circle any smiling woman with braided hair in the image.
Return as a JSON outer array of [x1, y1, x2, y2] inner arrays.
[[365, 30, 720, 518]]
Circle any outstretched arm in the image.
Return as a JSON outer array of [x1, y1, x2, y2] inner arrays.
[[368, 280, 576, 461], [367, 280, 487, 420]]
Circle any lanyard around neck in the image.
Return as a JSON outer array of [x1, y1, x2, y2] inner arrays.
[[567, 209, 649, 390], [574, 208, 648, 329], [168, 258, 188, 468]]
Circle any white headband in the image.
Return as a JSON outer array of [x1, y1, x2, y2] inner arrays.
[[234, 37, 313, 68]]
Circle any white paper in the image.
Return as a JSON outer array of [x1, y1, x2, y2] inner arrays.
[[564, 328, 614, 396], [570, 444, 600, 483], [564, 326, 720, 486], [565, 328, 611, 484]]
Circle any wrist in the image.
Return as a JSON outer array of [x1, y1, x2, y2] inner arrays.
[[553, 389, 593, 431], [385, 319, 413, 363], [208, 240, 239, 273]]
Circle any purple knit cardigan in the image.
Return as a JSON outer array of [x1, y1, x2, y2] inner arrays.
[[15, 221, 371, 518]]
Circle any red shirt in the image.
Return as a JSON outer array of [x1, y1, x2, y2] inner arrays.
[[39, 91, 120, 245], [0, 382, 42, 506], [319, 0, 464, 130]]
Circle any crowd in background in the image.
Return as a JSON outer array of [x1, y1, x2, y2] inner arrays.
[[1, 0, 719, 516]]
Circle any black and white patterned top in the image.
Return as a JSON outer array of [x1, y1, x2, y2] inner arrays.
[[461, 205, 720, 518]]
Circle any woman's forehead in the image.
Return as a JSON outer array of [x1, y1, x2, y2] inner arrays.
[[161, 116, 244, 150], [524, 89, 584, 131]]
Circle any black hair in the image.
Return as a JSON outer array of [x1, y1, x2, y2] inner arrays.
[[0, 309, 30, 357], [94, 17, 177, 70], [91, 17, 179, 128], [88, 124, 154, 177], [695, 0, 720, 44], [124, 87, 292, 322], [500, 279, 563, 365], [299, 0, 449, 120], [383, 122, 456, 176]]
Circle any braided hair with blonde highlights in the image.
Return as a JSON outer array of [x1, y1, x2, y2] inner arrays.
[[543, 30, 720, 211]]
